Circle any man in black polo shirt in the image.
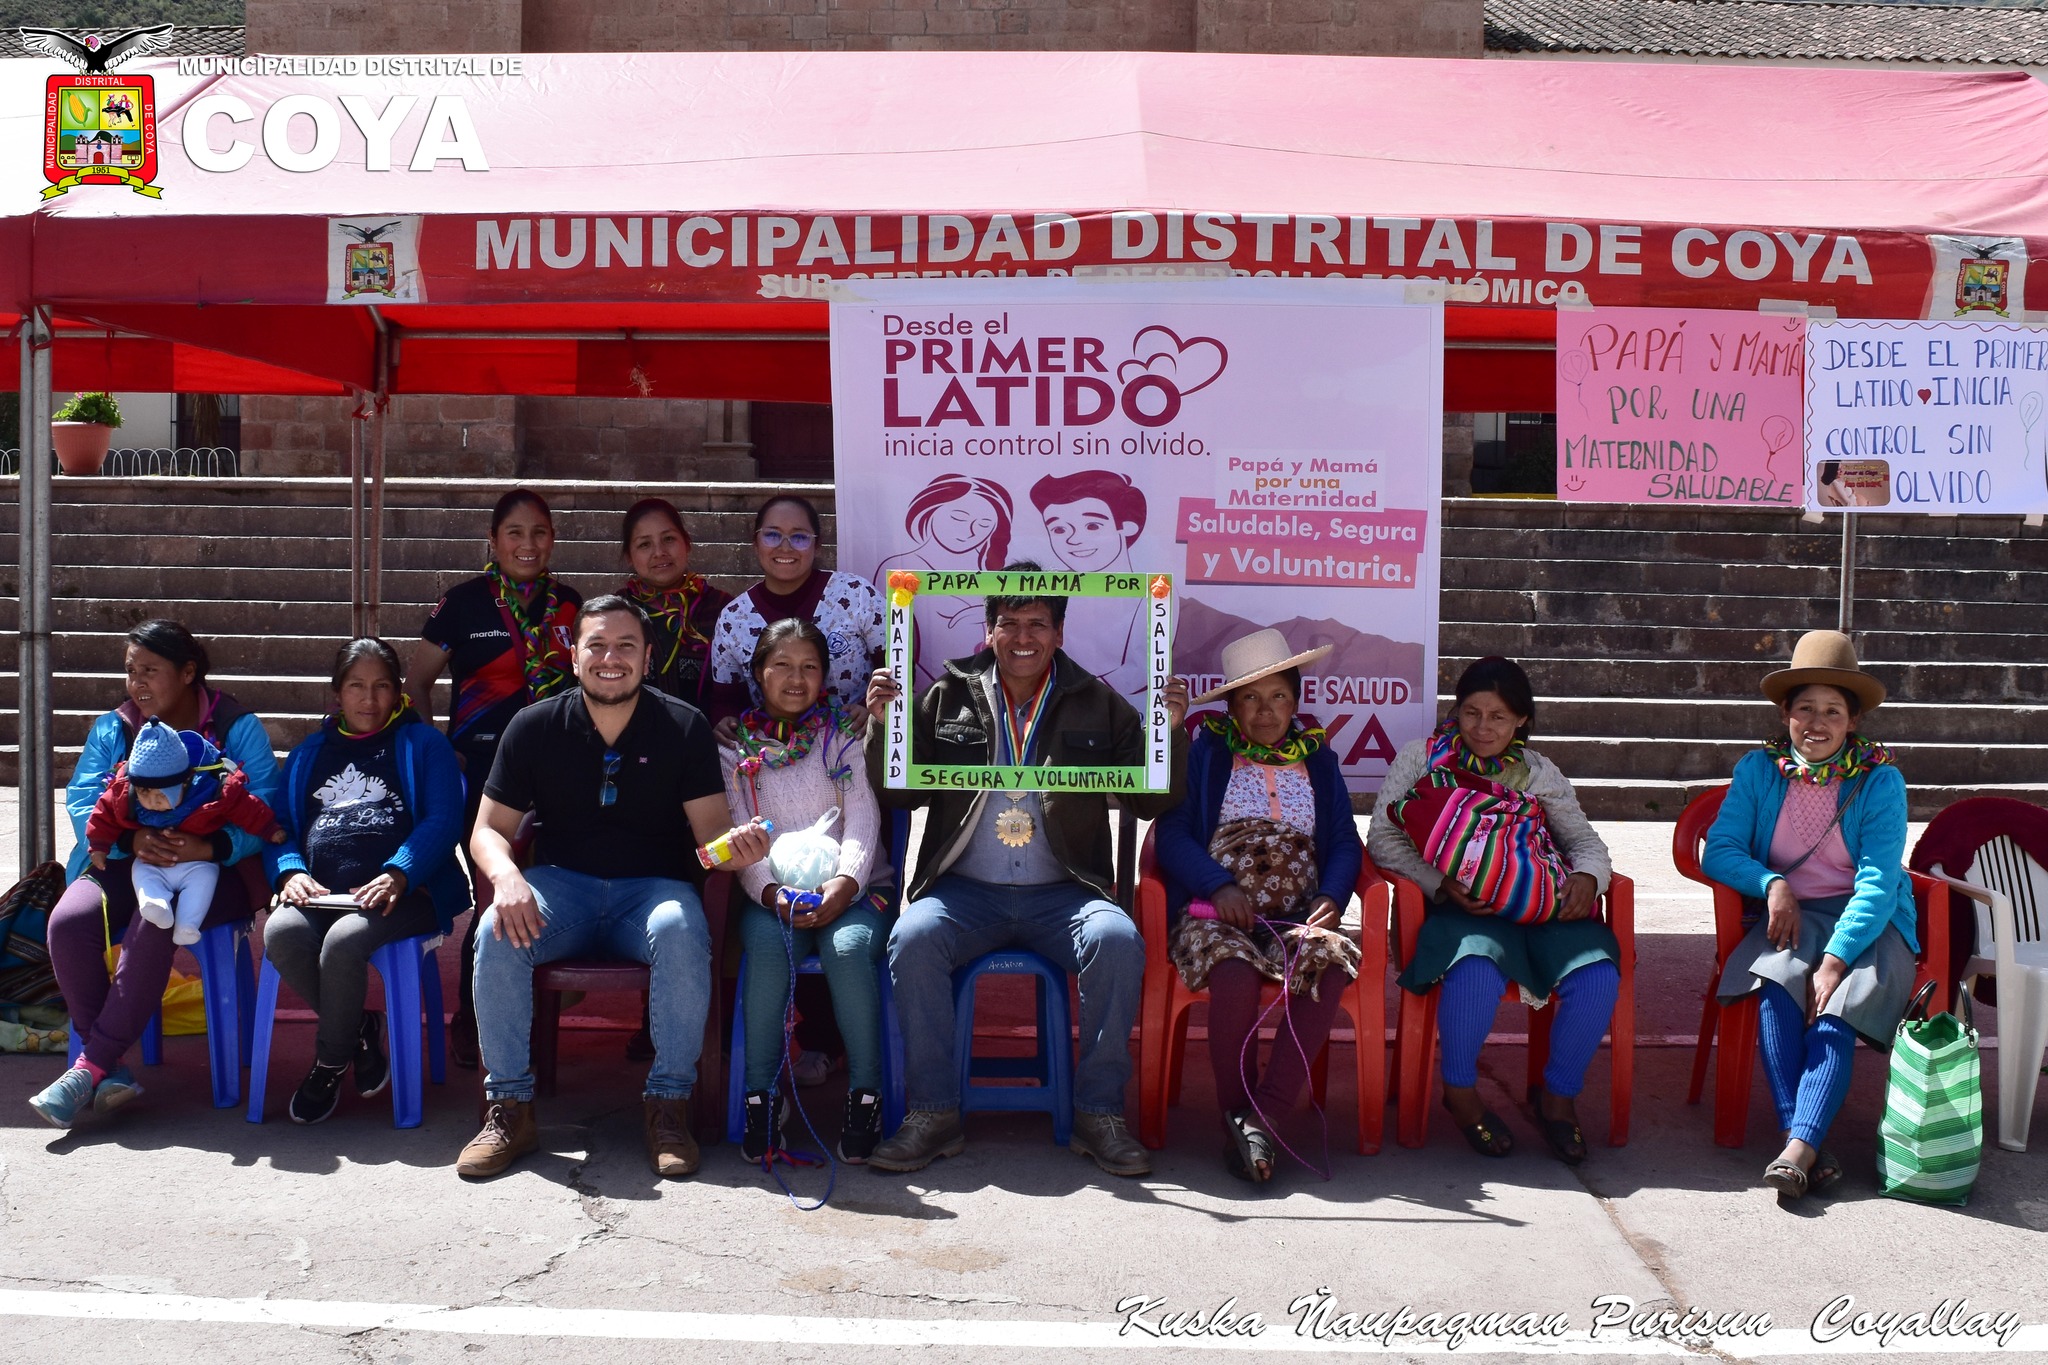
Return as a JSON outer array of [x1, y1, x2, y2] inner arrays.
[[456, 594, 769, 1181]]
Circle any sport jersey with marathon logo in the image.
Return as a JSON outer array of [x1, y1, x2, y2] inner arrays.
[[420, 574, 583, 763]]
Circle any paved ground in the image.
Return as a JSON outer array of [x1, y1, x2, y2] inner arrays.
[[1, 797, 2042, 1364]]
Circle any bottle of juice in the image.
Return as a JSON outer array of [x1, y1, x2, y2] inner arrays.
[[697, 818, 773, 870]]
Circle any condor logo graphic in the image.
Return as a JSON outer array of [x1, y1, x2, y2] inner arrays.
[[21, 23, 174, 198]]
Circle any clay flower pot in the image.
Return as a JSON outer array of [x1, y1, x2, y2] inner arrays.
[[51, 421, 113, 475]]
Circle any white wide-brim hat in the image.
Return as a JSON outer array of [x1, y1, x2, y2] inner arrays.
[[1193, 628, 1333, 704]]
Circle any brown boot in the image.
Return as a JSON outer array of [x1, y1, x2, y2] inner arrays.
[[644, 1097, 699, 1178], [456, 1099, 538, 1179]]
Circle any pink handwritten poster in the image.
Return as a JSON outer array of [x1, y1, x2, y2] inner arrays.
[[1555, 306, 1805, 504]]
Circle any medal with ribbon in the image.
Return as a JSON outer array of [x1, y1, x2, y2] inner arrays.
[[993, 670, 1054, 848]]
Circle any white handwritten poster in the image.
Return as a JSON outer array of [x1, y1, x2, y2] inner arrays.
[[1804, 319, 2048, 515], [832, 277, 1443, 795]]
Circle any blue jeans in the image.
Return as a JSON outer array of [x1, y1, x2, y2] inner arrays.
[[888, 875, 1143, 1115], [737, 901, 889, 1093], [473, 867, 711, 1103]]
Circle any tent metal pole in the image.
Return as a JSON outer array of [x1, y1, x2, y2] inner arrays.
[[368, 319, 391, 642], [1837, 512, 1857, 635], [369, 394, 386, 641], [349, 397, 365, 638], [17, 309, 54, 869]]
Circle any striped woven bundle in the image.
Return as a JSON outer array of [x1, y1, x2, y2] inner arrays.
[[1877, 1010, 1983, 1206], [1387, 768, 1566, 924]]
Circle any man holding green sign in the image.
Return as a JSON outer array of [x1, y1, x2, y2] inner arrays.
[[863, 565, 1188, 1177]]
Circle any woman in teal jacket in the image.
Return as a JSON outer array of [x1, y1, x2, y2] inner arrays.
[[32, 621, 279, 1129], [262, 639, 469, 1124], [1702, 631, 1916, 1203]]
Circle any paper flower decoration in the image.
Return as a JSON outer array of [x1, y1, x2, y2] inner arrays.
[[1149, 575, 1172, 599]]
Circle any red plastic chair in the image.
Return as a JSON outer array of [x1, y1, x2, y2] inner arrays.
[[527, 871, 737, 1142], [1135, 827, 1389, 1154], [1673, 784, 1950, 1149], [1384, 867, 1636, 1149]]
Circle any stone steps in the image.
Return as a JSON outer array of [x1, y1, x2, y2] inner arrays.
[[1439, 655, 2038, 706], [1446, 555, 2048, 602], [1450, 587, 2040, 635], [3, 482, 2043, 817], [1440, 621, 2030, 665]]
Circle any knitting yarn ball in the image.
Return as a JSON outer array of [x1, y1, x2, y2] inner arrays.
[[769, 830, 840, 891]]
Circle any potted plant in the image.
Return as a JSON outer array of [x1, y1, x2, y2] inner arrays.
[[52, 391, 121, 475]]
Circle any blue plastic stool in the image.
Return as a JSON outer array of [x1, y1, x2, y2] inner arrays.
[[247, 933, 447, 1128], [725, 950, 905, 1143], [70, 917, 255, 1109], [952, 950, 1073, 1144]]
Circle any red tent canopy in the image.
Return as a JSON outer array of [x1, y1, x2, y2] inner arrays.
[[11, 49, 2048, 407]]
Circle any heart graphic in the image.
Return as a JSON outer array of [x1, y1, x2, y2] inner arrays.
[[1117, 326, 1228, 397], [1918, 388, 1932, 403]]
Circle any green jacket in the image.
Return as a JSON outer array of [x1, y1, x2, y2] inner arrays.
[[866, 648, 1187, 903]]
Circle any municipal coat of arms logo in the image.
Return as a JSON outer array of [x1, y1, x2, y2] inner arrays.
[[340, 221, 403, 299], [1956, 254, 2011, 318], [20, 23, 175, 198]]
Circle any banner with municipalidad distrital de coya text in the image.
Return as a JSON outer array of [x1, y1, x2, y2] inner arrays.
[[831, 276, 1443, 796]]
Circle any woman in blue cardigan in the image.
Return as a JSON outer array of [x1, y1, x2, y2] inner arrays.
[[1155, 629, 1363, 1183], [1702, 631, 1916, 1202], [263, 639, 470, 1125]]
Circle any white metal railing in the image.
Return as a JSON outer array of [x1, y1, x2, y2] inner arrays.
[[0, 447, 242, 477]]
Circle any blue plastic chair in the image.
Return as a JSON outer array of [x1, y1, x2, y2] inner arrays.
[[70, 917, 255, 1109], [725, 949, 906, 1142], [952, 950, 1073, 1144], [246, 933, 447, 1128]]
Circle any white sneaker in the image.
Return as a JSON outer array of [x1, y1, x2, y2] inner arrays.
[[171, 924, 201, 946], [136, 899, 174, 930]]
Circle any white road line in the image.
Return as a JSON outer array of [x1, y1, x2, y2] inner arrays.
[[0, 1289, 2040, 1356]]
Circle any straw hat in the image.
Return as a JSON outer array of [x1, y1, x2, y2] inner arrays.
[[1760, 630, 1886, 714], [1194, 628, 1332, 704]]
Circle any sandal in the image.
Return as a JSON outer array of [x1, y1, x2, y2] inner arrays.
[[1528, 1086, 1588, 1166], [1763, 1158, 1808, 1200], [1808, 1150, 1844, 1197], [1446, 1106, 1513, 1158], [1223, 1108, 1275, 1184]]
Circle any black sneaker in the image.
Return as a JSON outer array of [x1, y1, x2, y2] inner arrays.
[[740, 1089, 786, 1164], [289, 1062, 348, 1125], [839, 1088, 882, 1163], [354, 1012, 390, 1099]]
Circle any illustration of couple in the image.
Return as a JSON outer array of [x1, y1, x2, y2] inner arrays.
[[877, 469, 1151, 694]]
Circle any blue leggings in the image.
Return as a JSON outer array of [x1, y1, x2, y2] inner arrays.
[[1437, 956, 1620, 1098], [737, 902, 888, 1093], [1757, 980, 1857, 1148]]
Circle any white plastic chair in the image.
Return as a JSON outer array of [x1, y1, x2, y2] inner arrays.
[[1930, 833, 2048, 1152]]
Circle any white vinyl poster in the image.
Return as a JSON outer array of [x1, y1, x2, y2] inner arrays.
[[831, 277, 1443, 795], [1805, 318, 2048, 515]]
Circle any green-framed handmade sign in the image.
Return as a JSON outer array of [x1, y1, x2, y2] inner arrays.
[[881, 569, 1175, 792]]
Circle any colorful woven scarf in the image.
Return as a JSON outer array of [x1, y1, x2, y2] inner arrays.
[[1766, 733, 1894, 785], [1202, 714, 1325, 766], [1424, 714, 1525, 777], [733, 704, 864, 788], [486, 560, 571, 700], [624, 573, 714, 674]]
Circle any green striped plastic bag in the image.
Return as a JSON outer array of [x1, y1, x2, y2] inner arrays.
[[1877, 982, 1981, 1206]]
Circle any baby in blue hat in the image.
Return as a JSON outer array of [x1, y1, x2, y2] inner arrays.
[[85, 718, 285, 945]]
